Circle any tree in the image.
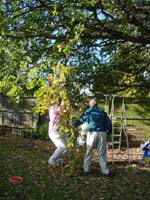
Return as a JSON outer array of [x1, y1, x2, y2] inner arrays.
[[1, 0, 150, 174], [0, 0, 150, 101]]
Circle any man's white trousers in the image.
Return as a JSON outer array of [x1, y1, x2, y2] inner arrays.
[[84, 131, 109, 174]]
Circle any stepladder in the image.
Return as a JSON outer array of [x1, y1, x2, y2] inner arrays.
[[108, 96, 130, 164]]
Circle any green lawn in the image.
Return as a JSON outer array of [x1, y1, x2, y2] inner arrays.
[[0, 136, 150, 200]]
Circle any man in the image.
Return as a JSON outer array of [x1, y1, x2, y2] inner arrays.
[[72, 98, 112, 176], [48, 98, 68, 165]]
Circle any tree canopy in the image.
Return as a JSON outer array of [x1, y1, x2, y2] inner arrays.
[[0, 0, 150, 105]]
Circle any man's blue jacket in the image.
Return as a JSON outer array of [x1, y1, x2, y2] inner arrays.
[[73, 106, 112, 134]]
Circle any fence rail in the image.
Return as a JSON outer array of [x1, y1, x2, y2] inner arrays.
[[0, 95, 150, 145], [0, 94, 38, 134]]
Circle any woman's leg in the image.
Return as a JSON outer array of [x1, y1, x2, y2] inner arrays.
[[48, 131, 68, 164]]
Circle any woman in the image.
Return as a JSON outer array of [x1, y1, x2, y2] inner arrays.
[[48, 98, 68, 165]]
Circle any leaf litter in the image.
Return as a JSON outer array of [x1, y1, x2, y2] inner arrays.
[[0, 136, 150, 200]]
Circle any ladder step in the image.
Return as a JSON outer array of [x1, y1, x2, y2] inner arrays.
[[113, 134, 121, 137], [108, 141, 120, 145]]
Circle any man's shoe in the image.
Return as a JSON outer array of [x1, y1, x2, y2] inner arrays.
[[102, 173, 110, 177], [84, 171, 90, 176]]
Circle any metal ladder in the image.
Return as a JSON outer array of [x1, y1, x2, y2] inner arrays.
[[108, 96, 130, 164]]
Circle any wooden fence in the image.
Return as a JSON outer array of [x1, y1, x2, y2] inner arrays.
[[109, 96, 150, 147], [0, 94, 150, 146], [0, 94, 38, 135]]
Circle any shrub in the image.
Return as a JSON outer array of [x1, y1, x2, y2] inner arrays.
[[37, 123, 49, 140]]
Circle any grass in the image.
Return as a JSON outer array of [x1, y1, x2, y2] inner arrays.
[[0, 135, 150, 200]]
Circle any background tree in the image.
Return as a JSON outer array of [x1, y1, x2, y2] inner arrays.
[[0, 0, 150, 103]]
